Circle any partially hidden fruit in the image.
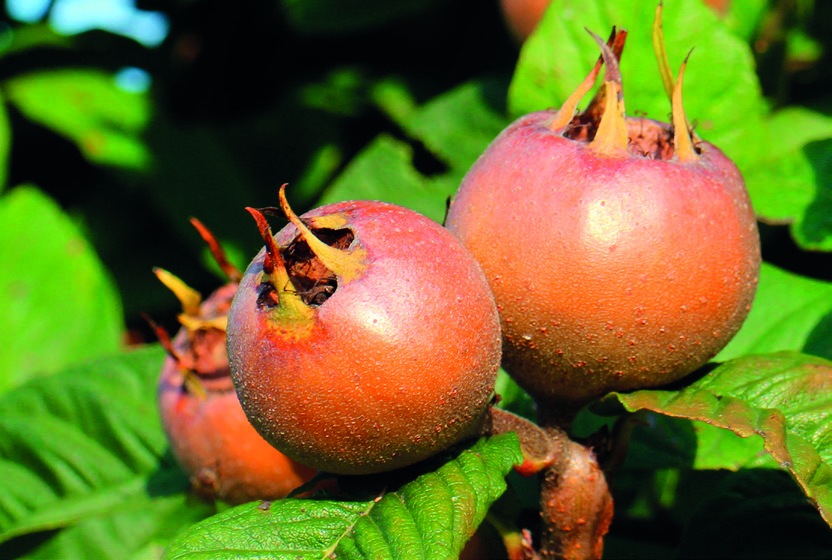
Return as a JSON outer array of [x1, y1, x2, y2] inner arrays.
[[227, 185, 501, 475], [499, 0, 552, 42], [445, 26, 761, 408], [154, 218, 316, 504]]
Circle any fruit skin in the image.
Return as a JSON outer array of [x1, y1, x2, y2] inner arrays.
[[445, 112, 761, 406], [155, 219, 317, 505], [499, 0, 551, 42], [227, 199, 501, 475]]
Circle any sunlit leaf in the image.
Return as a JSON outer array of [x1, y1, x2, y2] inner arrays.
[[162, 434, 523, 560], [0, 186, 124, 393], [4, 69, 151, 170], [0, 346, 211, 559], [601, 351, 832, 526], [317, 134, 455, 223], [717, 262, 832, 362]]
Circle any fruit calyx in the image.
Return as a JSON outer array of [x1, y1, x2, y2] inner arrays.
[[547, 19, 700, 163], [246, 184, 366, 321], [149, 218, 242, 396]]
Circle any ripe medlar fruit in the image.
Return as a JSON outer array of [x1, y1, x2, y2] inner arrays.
[[227, 186, 501, 475], [445, 31, 761, 408], [154, 219, 315, 504]]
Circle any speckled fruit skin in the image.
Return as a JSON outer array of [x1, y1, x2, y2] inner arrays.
[[227, 200, 501, 475], [445, 112, 761, 406], [158, 284, 316, 504]]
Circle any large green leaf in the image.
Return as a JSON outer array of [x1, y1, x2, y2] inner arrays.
[[0, 186, 124, 393], [716, 262, 832, 362], [0, 346, 211, 559], [0, 90, 9, 191], [162, 434, 523, 560], [600, 351, 832, 526], [3, 69, 151, 170], [320, 78, 511, 223], [744, 107, 832, 250], [317, 134, 456, 223]]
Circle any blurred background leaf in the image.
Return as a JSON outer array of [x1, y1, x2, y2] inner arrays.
[[0, 185, 124, 393]]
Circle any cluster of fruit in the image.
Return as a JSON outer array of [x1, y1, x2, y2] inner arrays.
[[152, 17, 760, 555]]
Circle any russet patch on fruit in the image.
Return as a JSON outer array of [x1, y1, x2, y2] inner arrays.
[[227, 185, 502, 475], [445, 26, 761, 408]]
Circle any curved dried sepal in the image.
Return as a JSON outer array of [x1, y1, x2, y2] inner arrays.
[[548, 57, 603, 133], [245, 207, 284, 276], [153, 268, 202, 316], [579, 27, 628, 125], [588, 30, 628, 157], [142, 312, 179, 360], [672, 54, 698, 162], [178, 314, 228, 333], [652, 2, 675, 101], [189, 217, 242, 283], [548, 27, 626, 133], [278, 184, 365, 283], [142, 312, 207, 400], [245, 206, 310, 321]]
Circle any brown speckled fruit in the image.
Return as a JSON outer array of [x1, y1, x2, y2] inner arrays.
[[445, 31, 760, 408], [227, 186, 501, 475], [155, 219, 315, 504]]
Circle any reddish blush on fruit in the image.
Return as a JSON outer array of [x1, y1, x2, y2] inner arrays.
[[227, 186, 502, 475], [445, 29, 761, 408]]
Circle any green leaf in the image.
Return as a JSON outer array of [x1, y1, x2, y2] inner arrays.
[[0, 346, 211, 559], [713, 0, 769, 42], [600, 351, 832, 526], [391, 79, 510, 172], [3, 69, 151, 170], [716, 262, 832, 362], [162, 434, 523, 560], [320, 78, 511, 223], [742, 107, 832, 249], [0, 90, 9, 191], [317, 134, 455, 223], [0, 186, 124, 393]]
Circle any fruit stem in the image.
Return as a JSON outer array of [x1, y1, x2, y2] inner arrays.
[[537, 424, 614, 560], [154, 268, 202, 317], [189, 217, 242, 283], [142, 313, 208, 400], [587, 31, 628, 157], [278, 184, 365, 283]]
